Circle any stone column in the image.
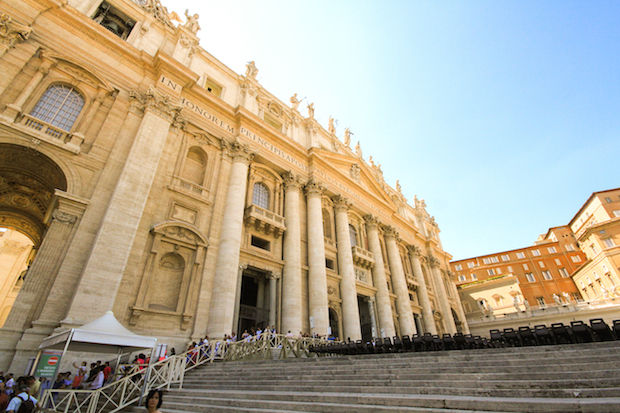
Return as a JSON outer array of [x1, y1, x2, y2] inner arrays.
[[2, 58, 53, 121], [383, 226, 416, 337], [447, 270, 470, 334], [281, 172, 303, 334], [305, 179, 329, 336], [367, 297, 378, 338], [333, 195, 361, 341], [268, 273, 278, 327], [61, 88, 182, 326], [428, 256, 457, 333], [207, 143, 254, 337], [363, 215, 395, 338], [407, 245, 437, 335]]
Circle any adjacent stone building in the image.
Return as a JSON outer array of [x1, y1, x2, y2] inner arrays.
[[0, 0, 467, 373]]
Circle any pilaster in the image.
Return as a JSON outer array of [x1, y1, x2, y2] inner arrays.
[[407, 245, 437, 335]]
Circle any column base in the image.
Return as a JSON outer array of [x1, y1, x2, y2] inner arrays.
[[0, 103, 21, 123]]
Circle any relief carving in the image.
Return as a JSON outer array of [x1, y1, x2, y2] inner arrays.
[[0, 12, 31, 54], [129, 87, 182, 123]]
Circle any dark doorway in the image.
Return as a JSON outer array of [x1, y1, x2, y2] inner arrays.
[[237, 268, 270, 336], [452, 308, 462, 333], [413, 313, 422, 334], [357, 295, 373, 342], [328, 308, 339, 339]]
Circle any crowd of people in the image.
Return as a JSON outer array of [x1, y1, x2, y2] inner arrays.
[[0, 374, 42, 412]]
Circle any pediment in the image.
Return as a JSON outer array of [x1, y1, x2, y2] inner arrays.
[[311, 148, 394, 207]]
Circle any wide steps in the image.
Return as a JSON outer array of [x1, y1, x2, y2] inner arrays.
[[139, 341, 620, 412]]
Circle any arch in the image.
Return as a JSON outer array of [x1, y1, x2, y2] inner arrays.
[[181, 146, 207, 186], [252, 182, 270, 210], [328, 307, 340, 339], [151, 220, 208, 247], [29, 83, 85, 131]]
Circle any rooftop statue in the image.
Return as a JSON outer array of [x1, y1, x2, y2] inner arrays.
[[245, 60, 258, 79], [290, 93, 301, 111], [355, 141, 362, 157], [328, 116, 336, 134], [343, 128, 351, 146], [307, 102, 315, 119], [183, 9, 200, 33]]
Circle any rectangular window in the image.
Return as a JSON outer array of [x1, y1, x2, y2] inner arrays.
[[525, 273, 535, 282], [458, 275, 466, 282], [613, 210, 620, 217], [604, 238, 615, 248], [455, 264, 462, 271], [571, 256, 582, 263], [496, 267, 502, 274], [482, 257, 490, 265], [559, 268, 569, 278], [565, 244, 575, 251], [536, 297, 546, 307], [538, 261, 545, 268], [471, 274, 477, 281], [542, 270, 552, 280], [487, 269, 495, 276], [250, 236, 270, 251], [532, 249, 541, 256], [571, 292, 581, 302], [554, 258, 562, 265], [325, 258, 335, 270], [501, 254, 510, 261], [93, 2, 136, 40], [204, 78, 223, 97], [467, 262, 475, 269], [547, 247, 557, 253], [523, 263, 529, 270], [507, 266, 513, 272], [605, 197, 612, 203], [516, 252, 526, 259]]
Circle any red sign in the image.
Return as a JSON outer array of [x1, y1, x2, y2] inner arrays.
[[48, 356, 59, 366]]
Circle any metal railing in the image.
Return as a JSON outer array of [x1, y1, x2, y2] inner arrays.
[[39, 331, 325, 413]]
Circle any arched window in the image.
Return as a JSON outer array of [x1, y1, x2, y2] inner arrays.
[[30, 84, 84, 131], [349, 224, 358, 247], [181, 147, 207, 185], [252, 182, 270, 209], [322, 209, 332, 239]]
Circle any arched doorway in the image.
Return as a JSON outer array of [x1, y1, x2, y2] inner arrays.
[[451, 308, 463, 333], [0, 143, 67, 327]]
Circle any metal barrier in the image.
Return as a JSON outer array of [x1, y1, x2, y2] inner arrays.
[[39, 332, 325, 412]]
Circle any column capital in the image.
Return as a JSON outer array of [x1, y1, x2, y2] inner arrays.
[[381, 224, 399, 240], [51, 210, 77, 225], [282, 171, 303, 190], [332, 194, 351, 211], [0, 12, 32, 51], [363, 214, 380, 229], [225, 141, 255, 164], [129, 86, 182, 122], [427, 255, 440, 268], [304, 178, 324, 196], [406, 245, 423, 257]]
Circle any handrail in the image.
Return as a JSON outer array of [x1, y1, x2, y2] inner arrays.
[[39, 331, 326, 413]]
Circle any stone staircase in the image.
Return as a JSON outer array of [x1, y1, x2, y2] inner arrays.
[[125, 341, 620, 412]]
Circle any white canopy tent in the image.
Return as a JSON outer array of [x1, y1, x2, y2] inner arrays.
[[39, 311, 157, 354]]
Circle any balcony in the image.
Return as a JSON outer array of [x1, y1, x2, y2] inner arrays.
[[170, 176, 210, 201], [16, 113, 83, 153], [352, 245, 374, 269], [244, 204, 286, 237]]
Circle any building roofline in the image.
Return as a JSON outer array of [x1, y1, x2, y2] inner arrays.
[[568, 187, 620, 227], [450, 241, 561, 264]]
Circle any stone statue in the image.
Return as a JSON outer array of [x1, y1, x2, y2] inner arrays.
[[290, 93, 300, 110], [368, 155, 375, 167], [552, 293, 561, 305], [414, 195, 426, 209], [245, 61, 258, 79], [307, 102, 315, 118], [523, 298, 530, 310], [343, 128, 351, 146], [562, 291, 571, 302], [601, 285, 609, 298], [355, 141, 362, 157], [183, 10, 200, 33], [513, 295, 521, 312], [396, 180, 402, 193], [328, 116, 336, 134]]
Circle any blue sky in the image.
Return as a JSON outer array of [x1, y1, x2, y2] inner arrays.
[[175, 0, 620, 260]]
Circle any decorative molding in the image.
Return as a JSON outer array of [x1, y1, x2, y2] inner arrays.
[[129, 87, 182, 123], [363, 214, 380, 230], [130, 0, 174, 28], [407, 245, 423, 257], [349, 163, 361, 182], [224, 140, 254, 164], [381, 224, 399, 239], [281, 171, 302, 190], [52, 210, 78, 225], [427, 255, 440, 268], [0, 12, 32, 53], [332, 194, 351, 211]]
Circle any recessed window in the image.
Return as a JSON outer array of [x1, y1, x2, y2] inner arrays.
[[30, 84, 84, 131], [251, 236, 270, 251], [349, 225, 358, 247], [554, 258, 561, 265], [536, 297, 545, 307], [93, 1, 136, 40], [538, 261, 545, 268], [204, 78, 222, 97], [487, 269, 495, 276], [525, 273, 535, 282], [458, 275, 466, 282], [605, 197, 612, 203], [604, 238, 615, 248], [523, 263, 529, 270], [325, 258, 335, 270], [455, 264, 462, 271], [467, 262, 475, 269], [571, 255, 582, 263], [252, 182, 270, 209], [547, 247, 557, 253], [542, 270, 552, 280], [263, 113, 283, 132], [501, 254, 510, 262], [516, 252, 526, 259], [532, 249, 541, 257], [507, 266, 513, 272], [559, 268, 569, 278], [565, 244, 575, 251], [471, 273, 477, 281]]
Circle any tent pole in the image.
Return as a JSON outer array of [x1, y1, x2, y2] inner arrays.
[[114, 347, 122, 382], [49, 329, 74, 399], [30, 350, 42, 375], [138, 341, 158, 405]]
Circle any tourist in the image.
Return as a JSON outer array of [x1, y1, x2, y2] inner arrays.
[[5, 373, 15, 395], [71, 368, 85, 389], [0, 382, 9, 411], [88, 367, 104, 390], [103, 362, 112, 383], [144, 389, 163, 413], [5, 383, 38, 413]]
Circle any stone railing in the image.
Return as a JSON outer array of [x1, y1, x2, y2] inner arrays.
[[171, 176, 209, 199], [351, 245, 374, 269], [17, 113, 83, 152], [244, 204, 286, 236], [38, 331, 326, 413]]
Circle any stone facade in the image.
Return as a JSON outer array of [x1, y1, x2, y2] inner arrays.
[[0, 0, 467, 373]]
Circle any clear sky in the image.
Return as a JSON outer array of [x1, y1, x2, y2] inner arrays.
[[172, 0, 620, 260]]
